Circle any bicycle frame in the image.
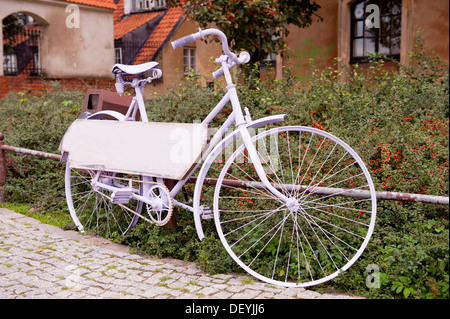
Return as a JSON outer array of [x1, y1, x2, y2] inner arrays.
[[125, 69, 287, 196], [172, 30, 291, 238], [170, 62, 290, 199], [96, 28, 290, 239]]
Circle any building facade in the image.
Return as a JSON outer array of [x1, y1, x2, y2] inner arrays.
[[285, 0, 449, 81], [0, 0, 116, 79], [1, 0, 448, 98]]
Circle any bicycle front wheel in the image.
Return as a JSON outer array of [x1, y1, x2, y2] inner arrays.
[[214, 126, 377, 287]]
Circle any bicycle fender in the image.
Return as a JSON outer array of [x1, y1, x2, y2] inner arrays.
[[87, 110, 127, 121], [193, 113, 286, 240]]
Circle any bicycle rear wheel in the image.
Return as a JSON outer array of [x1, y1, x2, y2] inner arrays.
[[65, 167, 143, 237], [214, 126, 376, 287], [64, 112, 142, 237]]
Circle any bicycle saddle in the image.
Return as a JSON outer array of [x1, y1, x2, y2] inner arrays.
[[111, 61, 159, 76]]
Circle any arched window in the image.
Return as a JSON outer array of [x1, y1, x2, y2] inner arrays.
[[2, 13, 41, 76], [350, 0, 401, 63]]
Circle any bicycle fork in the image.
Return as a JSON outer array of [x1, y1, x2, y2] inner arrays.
[[223, 63, 290, 205], [237, 124, 290, 203]]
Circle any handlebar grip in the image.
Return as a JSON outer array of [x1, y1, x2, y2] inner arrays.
[[212, 68, 225, 79], [171, 34, 196, 49]]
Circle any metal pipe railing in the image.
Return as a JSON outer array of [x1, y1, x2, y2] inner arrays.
[[0, 132, 448, 205], [0, 133, 7, 203], [186, 177, 449, 205]]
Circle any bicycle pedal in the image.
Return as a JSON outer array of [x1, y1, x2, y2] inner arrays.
[[200, 206, 213, 220], [110, 188, 134, 204]]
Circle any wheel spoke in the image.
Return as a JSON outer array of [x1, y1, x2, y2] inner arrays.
[[66, 166, 143, 237], [214, 126, 376, 287]]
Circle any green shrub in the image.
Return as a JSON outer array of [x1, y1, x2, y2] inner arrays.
[[0, 82, 82, 213]]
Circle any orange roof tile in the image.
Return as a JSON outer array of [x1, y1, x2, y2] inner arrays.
[[3, 25, 40, 47], [133, 7, 184, 64], [65, 0, 117, 10], [149, 7, 184, 43], [113, 0, 125, 23], [114, 11, 163, 39]]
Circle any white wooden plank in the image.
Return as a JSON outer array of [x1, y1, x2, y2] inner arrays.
[[59, 119, 209, 180]]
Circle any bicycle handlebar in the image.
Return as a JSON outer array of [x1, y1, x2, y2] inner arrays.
[[171, 33, 197, 50], [171, 28, 248, 69]]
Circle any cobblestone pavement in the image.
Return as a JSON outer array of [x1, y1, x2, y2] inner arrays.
[[0, 208, 362, 300]]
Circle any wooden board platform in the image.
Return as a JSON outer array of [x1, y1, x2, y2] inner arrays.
[[59, 119, 209, 180]]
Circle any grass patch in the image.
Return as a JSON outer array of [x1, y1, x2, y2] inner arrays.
[[0, 202, 73, 228]]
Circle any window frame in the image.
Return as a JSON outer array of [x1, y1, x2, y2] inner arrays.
[[31, 52, 40, 75], [115, 47, 123, 64], [350, 0, 402, 64], [136, 0, 166, 11], [183, 47, 197, 75], [3, 54, 18, 75]]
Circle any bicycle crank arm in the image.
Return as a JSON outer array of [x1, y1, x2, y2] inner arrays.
[[92, 187, 173, 227], [92, 189, 155, 225], [91, 179, 135, 204], [91, 178, 162, 208], [132, 193, 164, 209]]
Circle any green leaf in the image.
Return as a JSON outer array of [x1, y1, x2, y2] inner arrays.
[[403, 288, 411, 298]]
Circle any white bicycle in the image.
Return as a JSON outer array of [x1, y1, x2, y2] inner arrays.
[[62, 28, 377, 288]]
